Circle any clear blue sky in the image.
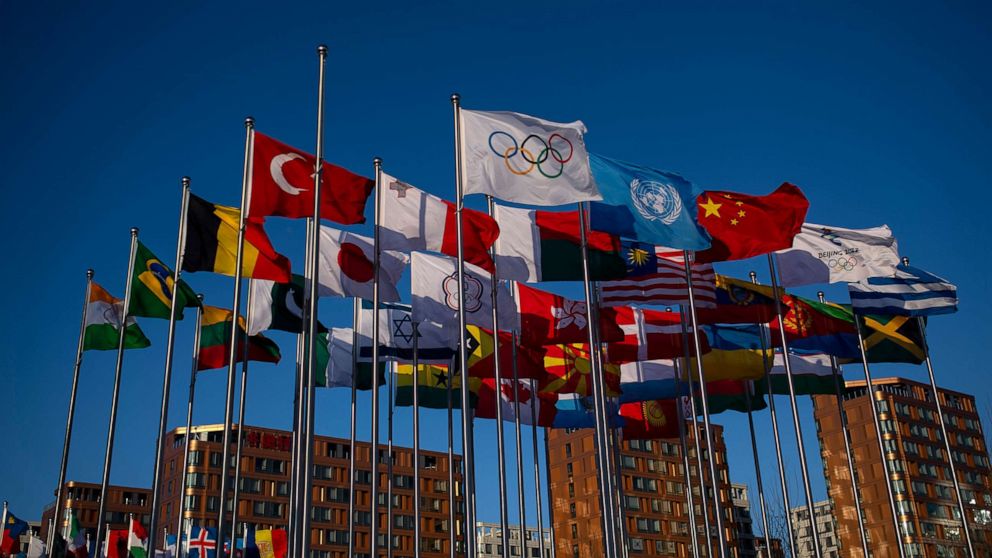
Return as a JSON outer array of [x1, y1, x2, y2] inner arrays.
[[1, 0, 990, 538]]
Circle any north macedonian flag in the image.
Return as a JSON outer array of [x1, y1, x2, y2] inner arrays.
[[183, 194, 292, 282], [197, 305, 281, 371], [129, 241, 201, 319]]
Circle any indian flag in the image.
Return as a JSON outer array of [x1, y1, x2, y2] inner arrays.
[[82, 282, 151, 351]]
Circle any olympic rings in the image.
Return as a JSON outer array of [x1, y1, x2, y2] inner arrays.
[[488, 131, 574, 179], [827, 256, 858, 272]]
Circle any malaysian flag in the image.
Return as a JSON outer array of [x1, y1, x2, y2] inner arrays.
[[600, 243, 716, 307]]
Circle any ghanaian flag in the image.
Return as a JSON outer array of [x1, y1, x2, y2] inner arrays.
[[183, 194, 292, 282], [197, 305, 281, 371]]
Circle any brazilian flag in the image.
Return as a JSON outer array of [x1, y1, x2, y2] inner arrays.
[[129, 241, 200, 319]]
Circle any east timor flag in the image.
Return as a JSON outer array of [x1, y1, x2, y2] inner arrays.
[[184, 194, 292, 282], [198, 305, 281, 371]]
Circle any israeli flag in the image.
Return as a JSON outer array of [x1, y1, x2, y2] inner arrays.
[[588, 153, 711, 250], [848, 264, 957, 317]]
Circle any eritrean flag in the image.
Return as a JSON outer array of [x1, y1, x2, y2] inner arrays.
[[197, 305, 281, 371]]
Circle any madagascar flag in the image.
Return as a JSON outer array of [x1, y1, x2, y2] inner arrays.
[[183, 194, 292, 282], [198, 305, 281, 371]]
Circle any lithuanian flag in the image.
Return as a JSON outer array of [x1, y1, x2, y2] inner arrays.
[[183, 194, 292, 282], [197, 305, 281, 371]]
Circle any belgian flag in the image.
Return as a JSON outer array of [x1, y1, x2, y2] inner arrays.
[[197, 305, 281, 371], [183, 194, 292, 282]]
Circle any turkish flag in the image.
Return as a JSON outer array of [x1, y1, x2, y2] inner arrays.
[[514, 283, 624, 346], [694, 183, 809, 263], [249, 131, 373, 224], [620, 399, 681, 439]]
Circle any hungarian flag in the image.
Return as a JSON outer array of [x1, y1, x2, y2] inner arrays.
[[248, 131, 373, 224], [756, 352, 836, 396], [606, 306, 706, 364], [197, 305, 281, 371], [379, 172, 500, 272], [620, 399, 680, 440], [694, 275, 779, 325], [83, 282, 151, 350], [465, 325, 547, 380], [129, 241, 201, 319], [694, 183, 809, 263], [493, 204, 625, 282], [475, 378, 558, 426], [317, 225, 407, 302], [127, 518, 148, 558], [394, 363, 474, 409], [694, 380, 767, 415], [541, 343, 621, 396], [183, 194, 291, 282], [514, 283, 624, 346]]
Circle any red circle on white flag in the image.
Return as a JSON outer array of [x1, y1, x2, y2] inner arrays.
[[338, 242, 374, 283]]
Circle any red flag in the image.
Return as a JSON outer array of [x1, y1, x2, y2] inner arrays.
[[769, 294, 856, 343], [541, 343, 621, 396], [514, 283, 624, 346], [249, 132, 373, 223], [694, 183, 809, 263], [694, 275, 779, 325], [465, 326, 548, 381], [620, 399, 681, 439], [474, 378, 558, 426], [606, 307, 708, 364]]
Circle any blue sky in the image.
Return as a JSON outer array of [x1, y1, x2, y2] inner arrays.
[[1, 0, 990, 538]]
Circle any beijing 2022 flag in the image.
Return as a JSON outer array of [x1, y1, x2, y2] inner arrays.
[[459, 109, 601, 206], [775, 223, 900, 287], [588, 153, 711, 250]]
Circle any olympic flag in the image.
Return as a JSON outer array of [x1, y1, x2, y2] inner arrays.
[[775, 223, 900, 286], [459, 109, 601, 206]]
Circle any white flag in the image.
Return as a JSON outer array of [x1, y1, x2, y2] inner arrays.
[[410, 252, 516, 341], [26, 536, 45, 558], [317, 225, 407, 302], [459, 109, 600, 206], [357, 301, 457, 358], [326, 327, 358, 388], [775, 223, 899, 286]]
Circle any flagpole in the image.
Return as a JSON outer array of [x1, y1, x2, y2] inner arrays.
[[817, 291, 870, 553], [93, 227, 139, 558], [527, 367, 547, 558], [230, 279, 255, 546], [509, 339, 527, 558], [299, 44, 328, 558], [450, 92, 478, 557], [369, 156, 385, 558], [387, 360, 395, 558], [748, 271, 798, 555], [744, 386, 773, 555], [852, 309, 908, 557], [765, 254, 824, 558], [608, 422, 629, 558], [666, 307, 701, 558], [577, 202, 617, 558], [49, 268, 94, 550], [446, 354, 456, 558], [175, 297, 203, 558], [594, 286, 626, 558], [898, 259, 976, 556], [147, 177, 193, 555], [217, 116, 255, 549], [412, 324, 421, 558], [485, 195, 512, 557], [347, 298, 360, 558], [289, 224, 313, 558]]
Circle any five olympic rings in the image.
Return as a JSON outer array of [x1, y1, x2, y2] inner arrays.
[[488, 131, 573, 178], [828, 256, 858, 272]]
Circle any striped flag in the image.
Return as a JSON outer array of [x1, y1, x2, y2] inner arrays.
[[848, 264, 957, 317], [600, 248, 716, 307]]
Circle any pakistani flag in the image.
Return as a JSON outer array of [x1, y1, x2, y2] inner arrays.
[[83, 282, 151, 351], [130, 241, 200, 319], [248, 275, 307, 335]]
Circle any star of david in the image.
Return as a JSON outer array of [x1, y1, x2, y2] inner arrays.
[[392, 314, 416, 344], [390, 180, 412, 198]]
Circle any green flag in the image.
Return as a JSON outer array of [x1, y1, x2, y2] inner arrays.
[[129, 241, 200, 319]]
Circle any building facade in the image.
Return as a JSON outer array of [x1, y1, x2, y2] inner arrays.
[[475, 522, 551, 558], [547, 423, 735, 557], [813, 377, 992, 557], [730, 483, 758, 558], [40, 481, 152, 540], [788, 500, 839, 558]]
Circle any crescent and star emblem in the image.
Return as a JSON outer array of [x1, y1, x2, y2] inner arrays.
[[270, 153, 310, 196], [284, 290, 304, 319]]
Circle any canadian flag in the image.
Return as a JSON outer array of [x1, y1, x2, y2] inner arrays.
[[380, 172, 500, 272], [514, 283, 624, 346], [249, 131, 373, 224], [474, 378, 558, 426]]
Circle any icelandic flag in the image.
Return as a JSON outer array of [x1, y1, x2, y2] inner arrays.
[[186, 527, 218, 558], [588, 153, 711, 250], [848, 264, 958, 317]]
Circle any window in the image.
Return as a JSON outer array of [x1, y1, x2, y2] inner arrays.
[[565, 443, 572, 458], [569, 503, 576, 518], [255, 458, 286, 474], [566, 463, 573, 476], [570, 524, 578, 538], [631, 477, 657, 492], [186, 472, 206, 488], [313, 465, 334, 480], [421, 455, 438, 470], [624, 496, 639, 511], [209, 451, 223, 468]]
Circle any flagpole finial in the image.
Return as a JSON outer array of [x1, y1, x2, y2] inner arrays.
[[317, 44, 328, 56], [87, 269, 95, 279], [244, 116, 255, 128], [902, 257, 910, 266], [817, 291, 825, 303], [182, 176, 191, 188], [130, 227, 139, 237], [197, 293, 204, 303], [748, 271, 757, 281], [373, 157, 382, 167], [451, 93, 460, 103]]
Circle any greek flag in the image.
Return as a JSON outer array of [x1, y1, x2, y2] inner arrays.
[[848, 264, 957, 316]]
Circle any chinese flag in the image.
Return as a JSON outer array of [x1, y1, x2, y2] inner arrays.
[[249, 131, 373, 224], [694, 183, 809, 264], [620, 399, 680, 439]]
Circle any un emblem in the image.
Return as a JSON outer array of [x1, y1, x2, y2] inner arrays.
[[630, 178, 682, 224]]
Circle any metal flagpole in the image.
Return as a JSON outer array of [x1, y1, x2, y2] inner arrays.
[[901, 258, 976, 557], [230, 279, 255, 546], [852, 309, 908, 557], [748, 271, 798, 554], [148, 178, 193, 555], [217, 116, 255, 548], [49, 268, 94, 550], [289, 221, 314, 558], [665, 307, 701, 558], [450, 93, 477, 557], [681, 251, 728, 558], [370, 156, 384, 557], [744, 387, 773, 555], [765, 255, 823, 558], [447, 354, 456, 558], [510, 343, 527, 558], [542, 429, 558, 558], [817, 291, 870, 553], [348, 298, 360, 558], [300, 44, 329, 558], [485, 195, 512, 557], [527, 366, 547, 558], [387, 361, 395, 558], [412, 325, 421, 557], [673, 321, 712, 558], [93, 227, 139, 558], [609, 423, 629, 558], [175, 298, 203, 558], [576, 203, 617, 558]]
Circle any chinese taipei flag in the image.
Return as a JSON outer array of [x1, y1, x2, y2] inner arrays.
[[459, 109, 601, 206]]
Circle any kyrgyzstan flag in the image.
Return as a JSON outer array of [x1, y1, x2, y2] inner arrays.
[[514, 283, 624, 346], [694, 183, 809, 264], [620, 399, 681, 439], [249, 131, 373, 224]]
